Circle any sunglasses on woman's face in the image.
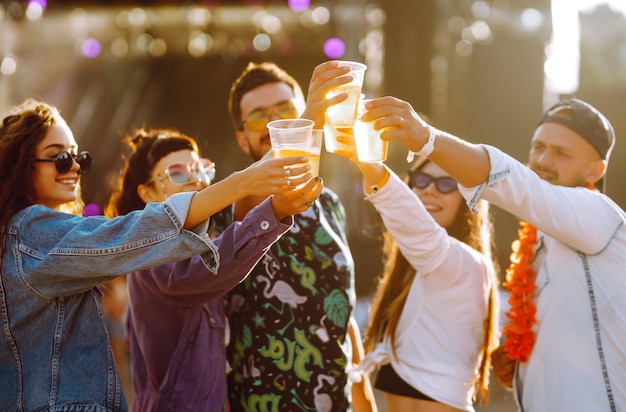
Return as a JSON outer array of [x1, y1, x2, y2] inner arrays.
[[161, 162, 214, 185], [408, 170, 458, 194], [243, 101, 299, 132], [33, 151, 92, 175]]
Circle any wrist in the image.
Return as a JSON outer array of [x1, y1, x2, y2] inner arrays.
[[407, 125, 436, 162], [367, 167, 391, 194]]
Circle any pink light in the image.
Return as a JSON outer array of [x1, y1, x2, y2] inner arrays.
[[323, 37, 345, 59], [29, 0, 47, 9], [288, 0, 310, 12], [81, 38, 101, 58]]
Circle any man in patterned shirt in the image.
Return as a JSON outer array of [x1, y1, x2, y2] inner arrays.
[[210, 61, 375, 412]]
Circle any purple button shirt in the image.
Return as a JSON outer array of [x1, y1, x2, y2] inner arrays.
[[127, 198, 292, 412]]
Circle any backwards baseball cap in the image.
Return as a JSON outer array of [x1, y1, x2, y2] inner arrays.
[[538, 98, 615, 161], [538, 98, 615, 192]]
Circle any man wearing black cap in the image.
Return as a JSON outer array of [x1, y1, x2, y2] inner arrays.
[[360, 96, 625, 411]]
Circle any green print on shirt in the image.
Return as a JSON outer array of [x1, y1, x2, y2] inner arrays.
[[246, 393, 280, 412], [258, 328, 324, 382]]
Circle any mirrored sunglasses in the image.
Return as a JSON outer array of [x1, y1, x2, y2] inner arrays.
[[33, 151, 92, 175], [243, 101, 299, 132], [408, 170, 458, 194], [162, 162, 214, 185]]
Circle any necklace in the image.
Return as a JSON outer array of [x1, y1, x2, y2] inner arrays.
[[502, 221, 537, 363]]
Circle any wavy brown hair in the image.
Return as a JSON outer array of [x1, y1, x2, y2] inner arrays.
[[364, 158, 500, 404], [105, 128, 199, 218], [228, 61, 304, 131], [0, 99, 83, 233]]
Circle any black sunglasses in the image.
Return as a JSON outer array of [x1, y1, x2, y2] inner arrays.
[[33, 151, 92, 175], [408, 170, 458, 194]]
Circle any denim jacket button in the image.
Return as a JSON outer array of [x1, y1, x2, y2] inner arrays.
[[209, 317, 216, 324], [260, 221, 270, 230]]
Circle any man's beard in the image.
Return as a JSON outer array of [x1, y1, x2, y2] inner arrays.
[[248, 134, 272, 161]]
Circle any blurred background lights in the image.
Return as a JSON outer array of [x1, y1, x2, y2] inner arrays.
[[25, 0, 44, 21], [136, 33, 154, 53], [455, 39, 473, 57], [261, 14, 282, 34], [149, 38, 167, 57], [324, 37, 345, 59], [520, 8, 543, 31], [128, 8, 147, 27], [110, 38, 129, 57], [288, 0, 310, 13], [252, 33, 271, 52], [188, 7, 211, 26], [189, 31, 213, 57], [0, 55, 17, 76], [471, 1, 490, 19], [310, 7, 330, 25], [81, 38, 101, 58]]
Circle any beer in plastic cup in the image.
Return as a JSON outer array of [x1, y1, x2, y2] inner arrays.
[[325, 61, 367, 128]]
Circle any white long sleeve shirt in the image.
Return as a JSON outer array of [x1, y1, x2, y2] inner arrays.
[[461, 145, 626, 412], [353, 169, 494, 411]]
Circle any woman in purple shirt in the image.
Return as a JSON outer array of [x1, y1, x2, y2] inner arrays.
[[105, 128, 322, 411]]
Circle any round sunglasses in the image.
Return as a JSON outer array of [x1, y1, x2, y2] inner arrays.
[[33, 151, 92, 175], [408, 170, 458, 194], [160, 162, 214, 185], [242, 101, 299, 132]]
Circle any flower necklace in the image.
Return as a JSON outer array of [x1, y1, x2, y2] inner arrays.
[[502, 221, 537, 363]]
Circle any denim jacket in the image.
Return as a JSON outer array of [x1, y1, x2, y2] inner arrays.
[[0, 193, 218, 412]]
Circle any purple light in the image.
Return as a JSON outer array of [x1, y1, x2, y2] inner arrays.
[[323, 37, 345, 59], [288, 0, 310, 12], [29, 0, 47, 9], [81, 38, 101, 58]]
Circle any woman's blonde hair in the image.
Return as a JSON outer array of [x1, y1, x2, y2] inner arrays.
[[363, 157, 500, 404]]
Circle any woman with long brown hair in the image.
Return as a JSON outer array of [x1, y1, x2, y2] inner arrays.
[[344, 154, 499, 411]]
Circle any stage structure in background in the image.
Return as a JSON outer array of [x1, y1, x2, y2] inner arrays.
[[0, 1, 384, 113]]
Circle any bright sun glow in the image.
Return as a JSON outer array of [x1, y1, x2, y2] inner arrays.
[[545, 0, 624, 98]]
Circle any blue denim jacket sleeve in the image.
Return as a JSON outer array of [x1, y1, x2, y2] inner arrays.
[[12, 192, 219, 298]]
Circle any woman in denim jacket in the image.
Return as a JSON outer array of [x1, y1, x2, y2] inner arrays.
[[0, 99, 321, 412]]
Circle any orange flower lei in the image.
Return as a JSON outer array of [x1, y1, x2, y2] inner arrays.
[[502, 221, 537, 363]]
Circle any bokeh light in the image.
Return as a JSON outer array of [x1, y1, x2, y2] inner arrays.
[[253, 33, 271, 52], [81, 38, 101, 58], [324, 37, 345, 59], [0, 55, 18, 76], [288, 0, 310, 12]]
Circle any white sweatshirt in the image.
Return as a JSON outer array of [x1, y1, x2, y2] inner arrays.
[[352, 169, 494, 411], [461, 145, 626, 412]]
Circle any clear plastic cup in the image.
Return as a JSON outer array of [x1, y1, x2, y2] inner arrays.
[[353, 99, 388, 162], [267, 118, 314, 158], [323, 124, 354, 154], [308, 129, 323, 177], [325, 61, 367, 128]]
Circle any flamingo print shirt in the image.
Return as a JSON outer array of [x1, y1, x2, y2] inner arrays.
[[211, 188, 356, 412]]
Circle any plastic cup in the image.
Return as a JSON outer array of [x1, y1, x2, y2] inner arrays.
[[353, 100, 388, 162], [308, 129, 323, 177], [267, 118, 314, 159], [325, 61, 367, 128], [323, 124, 354, 154]]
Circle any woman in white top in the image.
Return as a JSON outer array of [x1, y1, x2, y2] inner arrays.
[[346, 156, 500, 412]]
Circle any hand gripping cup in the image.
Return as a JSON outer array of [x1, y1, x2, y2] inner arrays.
[[267, 119, 315, 186]]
